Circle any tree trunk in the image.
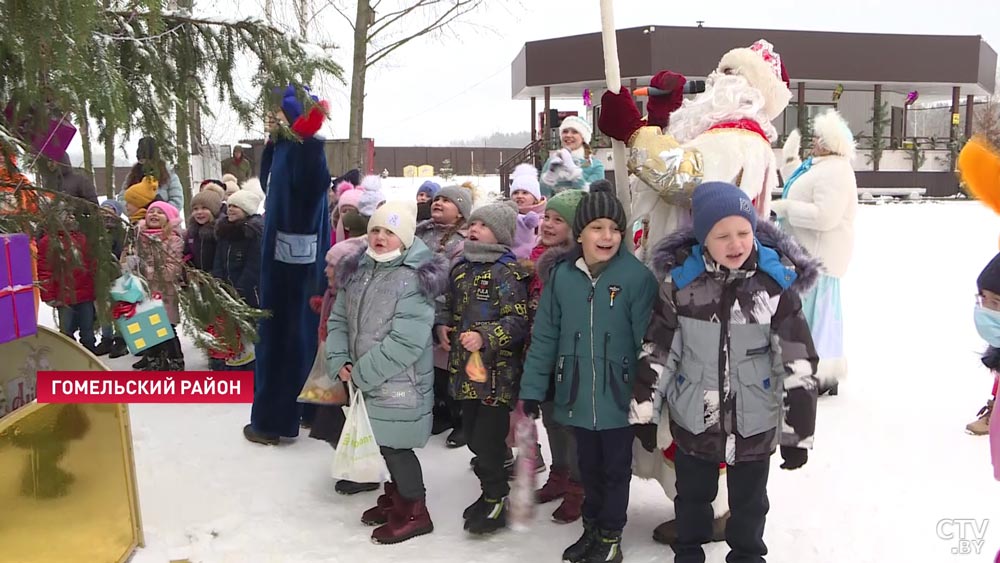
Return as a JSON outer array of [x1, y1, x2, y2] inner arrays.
[[295, 0, 309, 39], [103, 123, 115, 199], [76, 106, 94, 178], [347, 0, 372, 170], [175, 100, 191, 217], [264, 0, 274, 22]]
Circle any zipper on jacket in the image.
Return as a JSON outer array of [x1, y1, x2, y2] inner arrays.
[[603, 332, 611, 395], [589, 278, 598, 430], [718, 278, 739, 450], [568, 332, 581, 418]]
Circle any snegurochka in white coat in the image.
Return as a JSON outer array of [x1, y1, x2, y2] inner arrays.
[[772, 109, 858, 392]]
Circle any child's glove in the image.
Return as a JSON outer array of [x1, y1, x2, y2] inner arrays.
[[634, 423, 658, 452], [521, 399, 540, 419], [779, 446, 808, 470]]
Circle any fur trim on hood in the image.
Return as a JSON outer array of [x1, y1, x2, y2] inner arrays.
[[335, 238, 449, 300], [535, 240, 580, 284], [649, 219, 822, 294]]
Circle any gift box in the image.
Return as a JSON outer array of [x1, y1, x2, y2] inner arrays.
[[0, 233, 38, 344], [115, 299, 175, 354]]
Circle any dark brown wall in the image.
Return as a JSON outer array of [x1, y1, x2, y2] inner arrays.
[[854, 171, 959, 197], [373, 147, 518, 176], [524, 28, 652, 87]]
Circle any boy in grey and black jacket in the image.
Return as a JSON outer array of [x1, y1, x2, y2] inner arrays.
[[630, 182, 819, 563]]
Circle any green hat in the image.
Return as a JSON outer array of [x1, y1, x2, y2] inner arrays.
[[545, 189, 586, 223]]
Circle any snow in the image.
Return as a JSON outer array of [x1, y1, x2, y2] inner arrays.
[[39, 200, 1000, 562]]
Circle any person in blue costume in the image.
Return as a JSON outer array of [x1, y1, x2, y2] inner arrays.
[[244, 85, 333, 445]]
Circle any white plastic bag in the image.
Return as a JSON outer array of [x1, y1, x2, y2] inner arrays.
[[331, 383, 389, 483]]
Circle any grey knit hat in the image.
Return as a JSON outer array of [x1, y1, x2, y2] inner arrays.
[[468, 201, 518, 247], [573, 180, 626, 236], [436, 185, 473, 220]]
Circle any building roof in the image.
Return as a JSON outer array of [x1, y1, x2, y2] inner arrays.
[[511, 25, 997, 101]]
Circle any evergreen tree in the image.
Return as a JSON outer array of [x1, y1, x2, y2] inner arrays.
[[0, 0, 343, 351]]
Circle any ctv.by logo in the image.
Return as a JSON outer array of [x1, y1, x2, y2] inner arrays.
[[936, 518, 990, 555]]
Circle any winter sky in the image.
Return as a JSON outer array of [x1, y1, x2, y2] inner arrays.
[[71, 0, 1000, 162]]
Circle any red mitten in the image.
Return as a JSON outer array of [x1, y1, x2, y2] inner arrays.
[[598, 87, 645, 143], [646, 71, 687, 128], [309, 295, 324, 314]]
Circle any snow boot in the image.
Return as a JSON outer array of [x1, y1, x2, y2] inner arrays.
[[242, 424, 279, 446], [536, 466, 570, 504], [462, 494, 489, 520], [446, 427, 466, 448], [651, 511, 729, 545], [465, 496, 507, 535], [371, 496, 433, 544], [967, 399, 994, 435], [562, 518, 598, 563], [362, 482, 398, 526], [108, 338, 129, 359], [336, 480, 380, 495], [91, 339, 112, 356], [585, 529, 623, 563], [131, 356, 149, 370], [552, 479, 583, 523]]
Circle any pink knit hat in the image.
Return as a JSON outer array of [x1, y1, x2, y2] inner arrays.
[[147, 201, 180, 224], [339, 188, 364, 212], [336, 180, 355, 197]]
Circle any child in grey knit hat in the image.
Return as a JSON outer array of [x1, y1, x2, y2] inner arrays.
[[434, 200, 531, 535]]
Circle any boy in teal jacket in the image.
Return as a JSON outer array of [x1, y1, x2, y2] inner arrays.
[[520, 180, 657, 563]]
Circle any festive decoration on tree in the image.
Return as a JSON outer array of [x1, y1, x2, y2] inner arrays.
[[0, 233, 37, 344]]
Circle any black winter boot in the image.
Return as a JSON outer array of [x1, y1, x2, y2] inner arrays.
[[562, 518, 598, 563], [585, 529, 623, 563], [462, 494, 489, 520], [108, 338, 129, 358], [464, 496, 507, 535]]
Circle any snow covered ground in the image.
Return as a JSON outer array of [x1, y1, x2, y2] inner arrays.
[[40, 200, 1000, 562]]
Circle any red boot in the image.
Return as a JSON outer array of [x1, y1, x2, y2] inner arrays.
[[371, 496, 434, 544], [551, 480, 583, 524], [535, 467, 569, 504], [361, 481, 397, 526]]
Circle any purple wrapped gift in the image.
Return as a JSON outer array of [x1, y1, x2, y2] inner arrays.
[[0, 233, 37, 344]]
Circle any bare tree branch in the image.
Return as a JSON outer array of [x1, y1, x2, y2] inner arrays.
[[310, 0, 356, 30], [367, 0, 438, 40], [365, 0, 481, 68]]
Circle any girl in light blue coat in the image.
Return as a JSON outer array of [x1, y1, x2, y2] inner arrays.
[[540, 115, 606, 196], [326, 199, 449, 545]]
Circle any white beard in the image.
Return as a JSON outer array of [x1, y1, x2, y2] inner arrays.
[[667, 72, 778, 144]]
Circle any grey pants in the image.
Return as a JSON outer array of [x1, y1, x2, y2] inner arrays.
[[381, 446, 425, 501], [541, 401, 580, 482]]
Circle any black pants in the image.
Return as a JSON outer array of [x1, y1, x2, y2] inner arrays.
[[574, 426, 633, 532], [674, 449, 770, 563], [381, 446, 425, 501], [461, 400, 510, 499], [541, 401, 580, 481], [434, 367, 461, 428]]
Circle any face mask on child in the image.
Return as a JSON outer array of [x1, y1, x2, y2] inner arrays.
[[366, 247, 402, 263], [974, 305, 1000, 347]]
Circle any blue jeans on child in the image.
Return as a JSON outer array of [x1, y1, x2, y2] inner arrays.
[[58, 302, 96, 349]]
